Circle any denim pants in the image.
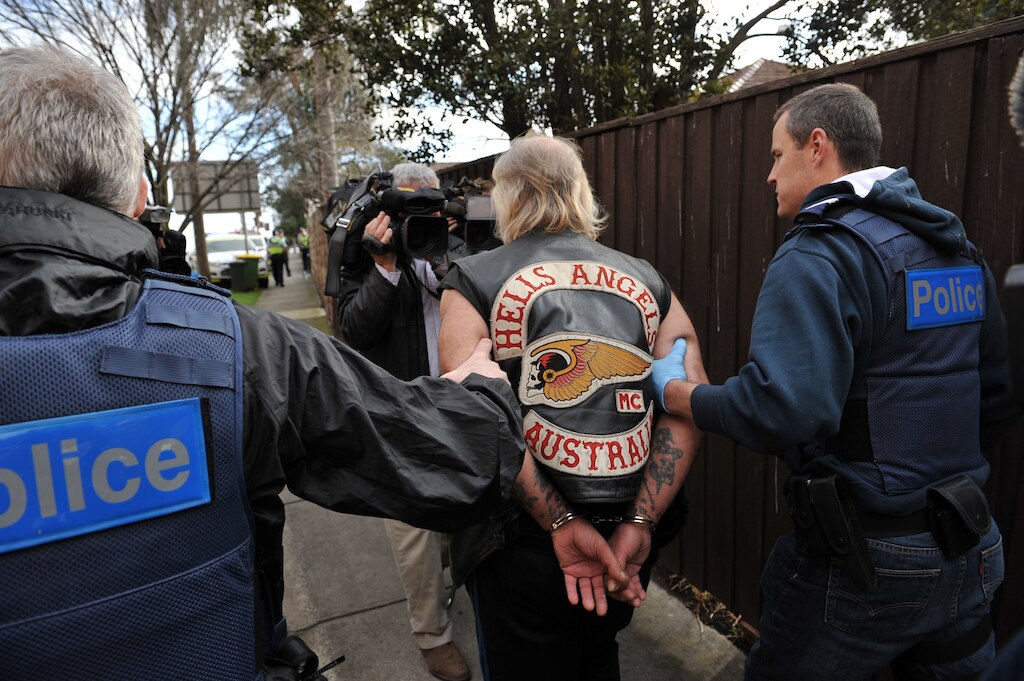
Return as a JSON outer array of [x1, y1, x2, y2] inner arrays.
[[746, 523, 1005, 680]]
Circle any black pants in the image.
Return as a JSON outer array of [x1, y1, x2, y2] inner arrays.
[[467, 520, 653, 681], [270, 253, 286, 286], [300, 248, 310, 273]]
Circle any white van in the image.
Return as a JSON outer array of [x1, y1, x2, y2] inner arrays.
[[188, 233, 270, 288]]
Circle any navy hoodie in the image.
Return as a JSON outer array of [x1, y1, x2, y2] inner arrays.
[[691, 167, 1015, 483]]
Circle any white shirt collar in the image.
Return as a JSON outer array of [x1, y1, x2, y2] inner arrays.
[[832, 166, 898, 198]]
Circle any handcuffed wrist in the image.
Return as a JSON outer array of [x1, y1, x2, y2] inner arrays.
[[549, 510, 582, 533], [624, 514, 657, 532]]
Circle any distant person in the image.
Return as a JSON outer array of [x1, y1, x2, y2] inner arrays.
[[335, 162, 475, 681], [268, 228, 288, 286], [653, 83, 1016, 680], [0, 44, 524, 680], [298, 227, 311, 277], [438, 134, 707, 681]]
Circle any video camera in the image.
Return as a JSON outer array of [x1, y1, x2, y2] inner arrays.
[[139, 205, 172, 239], [321, 170, 452, 297], [440, 177, 501, 255], [322, 171, 450, 259], [138, 205, 191, 277]]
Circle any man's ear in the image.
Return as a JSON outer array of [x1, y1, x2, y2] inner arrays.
[[131, 176, 148, 219], [808, 127, 844, 176], [809, 128, 830, 162]]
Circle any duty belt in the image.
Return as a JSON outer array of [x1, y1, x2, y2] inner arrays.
[[786, 474, 993, 592]]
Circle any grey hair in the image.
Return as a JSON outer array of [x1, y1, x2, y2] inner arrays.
[[491, 134, 605, 243], [774, 83, 882, 172], [0, 45, 144, 215], [390, 162, 439, 189]]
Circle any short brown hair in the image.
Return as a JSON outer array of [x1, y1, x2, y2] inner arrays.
[[775, 83, 882, 172]]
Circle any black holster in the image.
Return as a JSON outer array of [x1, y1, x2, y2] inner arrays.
[[927, 475, 991, 557], [788, 474, 877, 591], [262, 635, 328, 681]]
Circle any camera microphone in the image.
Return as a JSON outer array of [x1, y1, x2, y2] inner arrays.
[[445, 200, 466, 219]]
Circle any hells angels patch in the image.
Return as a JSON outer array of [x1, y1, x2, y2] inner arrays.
[[519, 333, 651, 408], [489, 261, 661, 361], [523, 407, 654, 477]]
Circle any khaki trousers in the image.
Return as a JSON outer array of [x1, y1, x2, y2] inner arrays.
[[383, 519, 452, 650]]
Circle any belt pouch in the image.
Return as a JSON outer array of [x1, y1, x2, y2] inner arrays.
[[807, 476, 877, 591], [927, 475, 991, 557], [787, 474, 821, 554]]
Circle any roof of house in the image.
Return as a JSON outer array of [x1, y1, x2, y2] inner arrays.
[[723, 58, 795, 92]]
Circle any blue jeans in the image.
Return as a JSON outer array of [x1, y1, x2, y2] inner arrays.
[[746, 523, 1004, 680]]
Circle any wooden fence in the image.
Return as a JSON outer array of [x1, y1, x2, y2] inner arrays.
[[437, 17, 1024, 644]]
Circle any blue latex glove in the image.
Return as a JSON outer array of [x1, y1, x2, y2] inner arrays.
[[650, 338, 687, 412]]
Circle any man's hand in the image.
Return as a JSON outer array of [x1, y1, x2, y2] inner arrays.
[[550, 518, 628, 616], [365, 212, 398, 271], [441, 338, 508, 384], [605, 523, 652, 608], [650, 338, 687, 413]]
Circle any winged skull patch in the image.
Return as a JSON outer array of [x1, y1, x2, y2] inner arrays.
[[519, 335, 652, 407]]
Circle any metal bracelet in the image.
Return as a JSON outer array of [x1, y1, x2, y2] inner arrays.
[[625, 514, 657, 532], [549, 511, 581, 533]]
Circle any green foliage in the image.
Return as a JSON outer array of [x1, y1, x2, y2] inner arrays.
[[242, 0, 1024, 162], [782, 0, 1024, 66], [265, 182, 307, 234], [348, 0, 713, 147], [238, 0, 403, 206]]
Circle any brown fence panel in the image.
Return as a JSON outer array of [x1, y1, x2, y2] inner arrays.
[[437, 17, 1024, 644]]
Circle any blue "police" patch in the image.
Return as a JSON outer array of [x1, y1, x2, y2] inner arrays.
[[0, 398, 211, 554], [905, 266, 985, 330]]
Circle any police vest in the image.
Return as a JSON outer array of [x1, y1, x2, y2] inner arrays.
[[451, 231, 671, 505], [0, 272, 258, 680], [791, 199, 987, 506], [268, 236, 286, 255]]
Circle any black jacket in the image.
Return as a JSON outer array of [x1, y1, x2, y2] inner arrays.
[[336, 256, 431, 380], [0, 187, 524, 645]]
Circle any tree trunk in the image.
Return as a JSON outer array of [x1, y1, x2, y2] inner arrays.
[[312, 44, 339, 202], [184, 94, 210, 278]]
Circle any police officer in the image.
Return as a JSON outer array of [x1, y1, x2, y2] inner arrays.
[[0, 45, 524, 680], [438, 134, 707, 681], [298, 227, 311, 277], [267, 228, 288, 286], [654, 83, 1017, 679]]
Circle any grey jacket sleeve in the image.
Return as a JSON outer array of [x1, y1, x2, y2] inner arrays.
[[236, 303, 524, 533]]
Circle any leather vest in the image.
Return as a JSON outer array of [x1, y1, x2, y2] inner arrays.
[[450, 231, 671, 505], [791, 199, 987, 502], [0, 273, 258, 680]]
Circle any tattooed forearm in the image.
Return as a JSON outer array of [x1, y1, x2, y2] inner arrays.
[[631, 479, 656, 521], [647, 427, 683, 497], [513, 480, 538, 511], [513, 457, 569, 524]]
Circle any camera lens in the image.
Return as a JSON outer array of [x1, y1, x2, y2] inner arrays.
[[402, 216, 449, 258]]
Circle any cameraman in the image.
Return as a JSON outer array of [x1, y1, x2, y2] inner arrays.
[[335, 162, 472, 681]]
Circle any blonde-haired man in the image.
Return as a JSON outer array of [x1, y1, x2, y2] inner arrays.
[[438, 134, 707, 680]]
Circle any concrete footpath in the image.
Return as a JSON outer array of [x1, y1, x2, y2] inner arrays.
[[251, 263, 746, 681]]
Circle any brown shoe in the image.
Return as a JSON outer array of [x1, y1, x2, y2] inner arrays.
[[421, 642, 471, 681]]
